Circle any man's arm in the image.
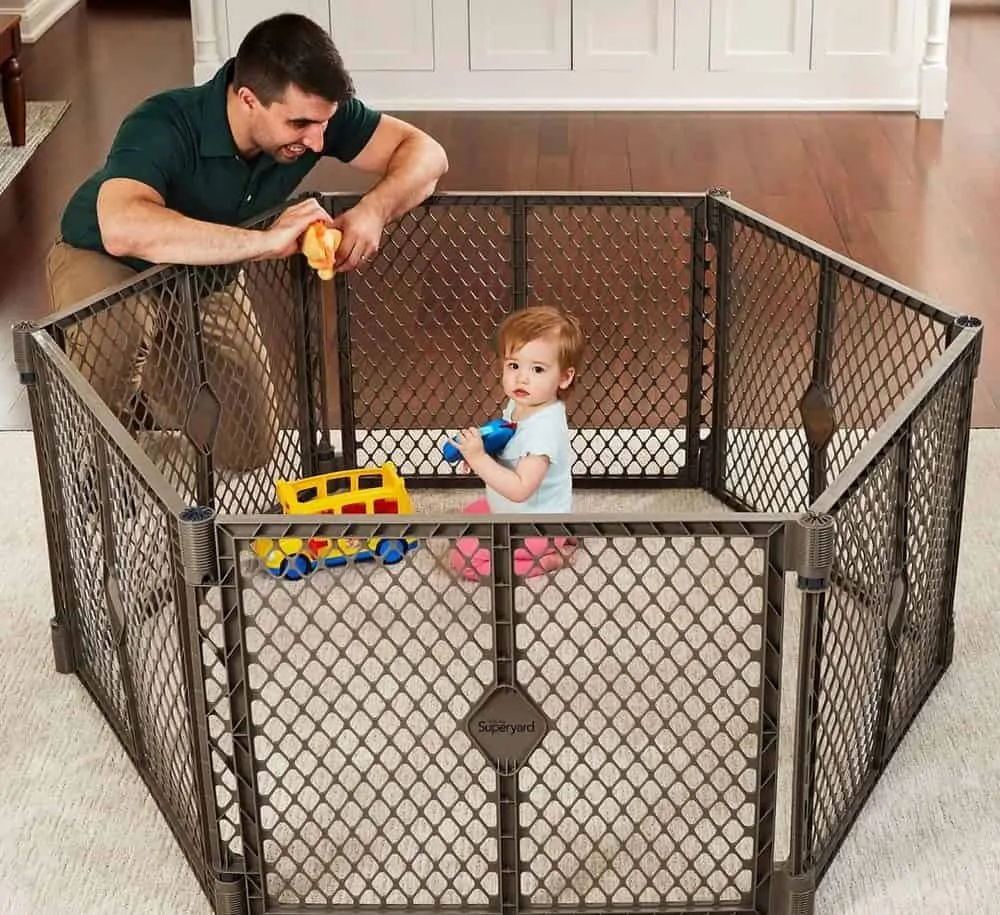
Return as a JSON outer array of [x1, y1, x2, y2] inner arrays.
[[97, 179, 334, 266], [330, 115, 449, 270], [349, 114, 449, 223]]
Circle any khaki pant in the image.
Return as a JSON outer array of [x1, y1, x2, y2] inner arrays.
[[45, 241, 279, 472]]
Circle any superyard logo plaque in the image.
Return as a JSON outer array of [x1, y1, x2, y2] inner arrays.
[[462, 684, 551, 775]]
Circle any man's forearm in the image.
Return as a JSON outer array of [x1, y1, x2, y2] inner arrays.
[[361, 134, 448, 224], [101, 200, 272, 265]]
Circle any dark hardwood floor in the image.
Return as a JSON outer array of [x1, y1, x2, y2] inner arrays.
[[2, 5, 998, 429]]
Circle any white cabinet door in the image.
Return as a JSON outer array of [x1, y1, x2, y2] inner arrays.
[[709, 0, 813, 72], [225, 1, 331, 57], [811, 0, 916, 71], [329, 0, 435, 70], [571, 0, 675, 71], [468, 0, 572, 70]]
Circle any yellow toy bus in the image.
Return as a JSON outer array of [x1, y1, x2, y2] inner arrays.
[[252, 462, 418, 580]]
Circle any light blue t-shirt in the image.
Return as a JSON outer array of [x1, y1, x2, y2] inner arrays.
[[486, 399, 573, 514]]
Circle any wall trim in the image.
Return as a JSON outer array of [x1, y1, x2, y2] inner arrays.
[[0, 0, 81, 42], [293, 96, 921, 114]]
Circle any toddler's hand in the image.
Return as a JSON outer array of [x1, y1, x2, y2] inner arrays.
[[454, 427, 486, 461]]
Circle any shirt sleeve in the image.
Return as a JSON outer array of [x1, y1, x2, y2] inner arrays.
[[510, 417, 563, 465], [322, 96, 383, 162], [102, 100, 188, 199]]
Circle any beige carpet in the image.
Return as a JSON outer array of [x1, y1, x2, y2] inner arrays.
[[0, 429, 997, 914], [0, 101, 69, 197]]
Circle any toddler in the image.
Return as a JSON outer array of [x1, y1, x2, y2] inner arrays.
[[448, 304, 584, 579]]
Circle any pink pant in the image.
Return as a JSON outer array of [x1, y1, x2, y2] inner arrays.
[[449, 497, 577, 580]]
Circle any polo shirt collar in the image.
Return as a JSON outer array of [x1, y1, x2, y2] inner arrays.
[[200, 58, 241, 159]]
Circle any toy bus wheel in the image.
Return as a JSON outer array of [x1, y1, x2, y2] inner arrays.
[[283, 552, 316, 581], [376, 538, 407, 564]]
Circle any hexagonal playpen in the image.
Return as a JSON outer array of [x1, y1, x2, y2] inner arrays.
[[14, 189, 982, 915]]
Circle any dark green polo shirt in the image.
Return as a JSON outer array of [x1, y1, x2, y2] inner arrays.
[[60, 59, 381, 271]]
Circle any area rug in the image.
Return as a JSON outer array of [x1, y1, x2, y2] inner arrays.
[[0, 428, 997, 914], [0, 100, 70, 197]]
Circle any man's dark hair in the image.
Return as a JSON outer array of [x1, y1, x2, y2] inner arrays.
[[233, 13, 354, 105]]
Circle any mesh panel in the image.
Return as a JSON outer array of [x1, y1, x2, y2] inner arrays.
[[716, 205, 951, 514], [223, 527, 499, 910], [339, 196, 705, 482], [825, 272, 948, 483], [33, 342, 208, 884], [343, 200, 514, 475], [719, 218, 819, 512], [191, 582, 242, 871], [885, 356, 973, 744], [217, 517, 783, 914], [806, 444, 898, 867], [526, 202, 703, 480], [516, 534, 771, 908], [805, 348, 977, 874], [49, 255, 327, 517], [37, 348, 135, 742]]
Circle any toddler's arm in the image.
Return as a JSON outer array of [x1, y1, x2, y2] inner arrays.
[[451, 427, 549, 503], [469, 452, 549, 503]]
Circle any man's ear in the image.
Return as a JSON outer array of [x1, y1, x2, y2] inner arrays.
[[559, 367, 576, 389], [236, 86, 259, 110]]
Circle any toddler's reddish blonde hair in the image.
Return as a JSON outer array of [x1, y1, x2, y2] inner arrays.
[[495, 305, 585, 397]]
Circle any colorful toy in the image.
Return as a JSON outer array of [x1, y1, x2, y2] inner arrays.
[[252, 462, 418, 580], [300, 220, 342, 280], [442, 418, 517, 463]]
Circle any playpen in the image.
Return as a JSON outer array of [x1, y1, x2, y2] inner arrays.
[[13, 189, 982, 915]]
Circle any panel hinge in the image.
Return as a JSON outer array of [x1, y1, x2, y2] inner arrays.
[[179, 505, 218, 586], [12, 320, 37, 385], [706, 186, 732, 239], [785, 512, 835, 593], [213, 873, 247, 915], [770, 863, 816, 915]]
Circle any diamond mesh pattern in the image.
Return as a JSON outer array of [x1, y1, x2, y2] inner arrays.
[[214, 517, 782, 914], [198, 587, 243, 868], [527, 203, 702, 480], [885, 357, 972, 743], [52, 269, 201, 503], [189, 261, 323, 514], [50, 256, 327, 517], [341, 197, 705, 481], [344, 201, 515, 475], [807, 444, 899, 868], [33, 342, 209, 883], [516, 531, 773, 908], [103, 431, 204, 862], [716, 207, 952, 514], [721, 219, 819, 512], [825, 273, 948, 484], [36, 348, 134, 742], [226, 527, 498, 909], [25, 193, 979, 915]]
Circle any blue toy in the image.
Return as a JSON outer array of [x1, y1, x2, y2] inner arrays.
[[442, 418, 517, 463]]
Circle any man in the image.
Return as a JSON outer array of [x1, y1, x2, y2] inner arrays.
[[46, 12, 448, 471]]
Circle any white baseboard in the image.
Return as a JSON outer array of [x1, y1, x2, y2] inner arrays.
[[344, 96, 920, 114], [191, 59, 921, 113], [0, 0, 81, 42]]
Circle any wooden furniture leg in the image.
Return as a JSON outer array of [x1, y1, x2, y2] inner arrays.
[[1, 37, 25, 147]]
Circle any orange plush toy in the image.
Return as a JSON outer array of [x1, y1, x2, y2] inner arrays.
[[300, 221, 342, 280]]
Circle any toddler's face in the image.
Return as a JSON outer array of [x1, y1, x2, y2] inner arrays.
[[501, 334, 575, 414]]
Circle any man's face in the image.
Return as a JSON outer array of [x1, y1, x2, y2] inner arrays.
[[246, 83, 337, 162]]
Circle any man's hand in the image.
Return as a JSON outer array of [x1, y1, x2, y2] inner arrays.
[[259, 198, 336, 260], [331, 199, 386, 272]]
